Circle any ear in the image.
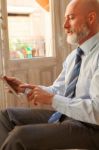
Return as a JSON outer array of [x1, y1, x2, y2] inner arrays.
[[88, 11, 96, 24]]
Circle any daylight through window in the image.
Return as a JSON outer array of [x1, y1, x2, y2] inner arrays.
[[7, 0, 52, 59]]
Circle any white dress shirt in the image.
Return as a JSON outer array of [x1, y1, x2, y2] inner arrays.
[[41, 32, 99, 125]]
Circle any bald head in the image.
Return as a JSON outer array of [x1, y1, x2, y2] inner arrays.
[[64, 0, 99, 45], [68, 0, 99, 15], [66, 0, 99, 23]]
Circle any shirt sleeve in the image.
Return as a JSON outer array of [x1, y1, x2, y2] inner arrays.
[[52, 67, 99, 125]]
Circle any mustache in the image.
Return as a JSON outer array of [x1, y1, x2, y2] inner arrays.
[[65, 29, 74, 34]]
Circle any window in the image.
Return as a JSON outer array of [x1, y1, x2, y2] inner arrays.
[[7, 0, 53, 59]]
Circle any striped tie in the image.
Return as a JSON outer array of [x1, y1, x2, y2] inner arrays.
[[48, 47, 84, 123]]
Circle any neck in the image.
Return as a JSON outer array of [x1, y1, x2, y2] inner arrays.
[[79, 31, 98, 45]]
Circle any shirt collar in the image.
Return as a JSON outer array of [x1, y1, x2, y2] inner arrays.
[[80, 32, 99, 55]]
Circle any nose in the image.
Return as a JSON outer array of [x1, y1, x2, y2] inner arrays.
[[63, 19, 70, 29]]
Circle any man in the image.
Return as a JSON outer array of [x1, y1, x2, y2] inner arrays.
[[0, 0, 99, 149]]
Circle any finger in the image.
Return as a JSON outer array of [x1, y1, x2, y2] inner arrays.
[[20, 84, 36, 89], [27, 89, 33, 97], [27, 92, 34, 101], [3, 76, 16, 81], [31, 99, 39, 106], [33, 96, 39, 105]]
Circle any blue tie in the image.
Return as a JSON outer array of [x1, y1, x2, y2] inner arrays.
[[48, 47, 84, 123]]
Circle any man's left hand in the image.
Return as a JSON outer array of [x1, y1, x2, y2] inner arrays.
[[20, 84, 54, 105]]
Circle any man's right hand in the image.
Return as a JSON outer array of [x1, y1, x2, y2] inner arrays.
[[3, 76, 24, 93]]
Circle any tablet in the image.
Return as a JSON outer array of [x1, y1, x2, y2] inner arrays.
[[1, 76, 21, 100]]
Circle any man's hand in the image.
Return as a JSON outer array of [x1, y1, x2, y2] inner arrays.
[[20, 84, 54, 105], [3, 76, 24, 93]]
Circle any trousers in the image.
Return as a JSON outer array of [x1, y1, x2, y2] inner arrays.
[[0, 107, 99, 150]]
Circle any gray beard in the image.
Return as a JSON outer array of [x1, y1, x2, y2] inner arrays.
[[67, 26, 90, 45]]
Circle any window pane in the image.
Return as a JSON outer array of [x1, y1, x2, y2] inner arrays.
[[7, 0, 52, 59]]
